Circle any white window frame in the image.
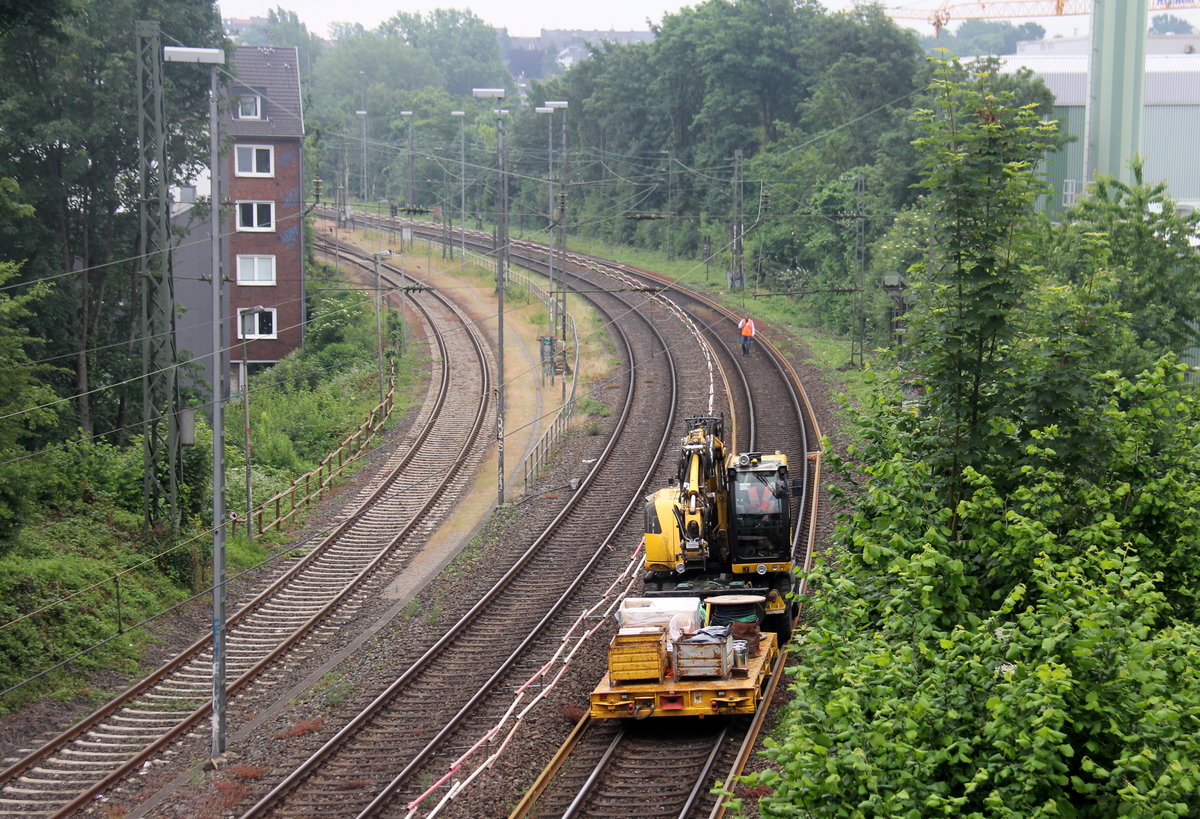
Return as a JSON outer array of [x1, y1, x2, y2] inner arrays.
[[236, 254, 276, 285], [1062, 179, 1081, 209], [237, 307, 277, 340], [237, 94, 261, 120], [235, 144, 274, 177], [236, 200, 275, 231]]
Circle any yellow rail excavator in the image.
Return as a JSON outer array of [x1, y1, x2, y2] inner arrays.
[[591, 416, 802, 719], [641, 415, 800, 637]]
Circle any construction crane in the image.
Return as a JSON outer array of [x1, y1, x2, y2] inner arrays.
[[887, 0, 1200, 36]]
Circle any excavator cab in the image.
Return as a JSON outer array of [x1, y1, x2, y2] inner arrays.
[[727, 452, 793, 570]]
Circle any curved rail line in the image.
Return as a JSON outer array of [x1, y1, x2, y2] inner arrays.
[[240, 259, 698, 816], [396, 216, 822, 593], [0, 242, 493, 818], [375, 214, 823, 817]]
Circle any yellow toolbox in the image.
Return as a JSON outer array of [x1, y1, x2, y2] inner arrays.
[[607, 627, 668, 683]]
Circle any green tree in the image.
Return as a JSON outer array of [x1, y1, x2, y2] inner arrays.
[[1053, 160, 1200, 366], [0, 258, 61, 539], [379, 9, 509, 96], [1150, 13, 1193, 34], [742, 56, 1200, 817], [906, 57, 1057, 519], [923, 20, 1046, 56], [0, 0, 224, 440], [264, 7, 324, 87]]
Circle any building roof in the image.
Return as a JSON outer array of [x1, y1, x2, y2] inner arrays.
[[227, 45, 304, 139], [1002, 54, 1200, 106]]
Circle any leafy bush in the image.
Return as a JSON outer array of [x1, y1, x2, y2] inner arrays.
[[0, 505, 187, 708]]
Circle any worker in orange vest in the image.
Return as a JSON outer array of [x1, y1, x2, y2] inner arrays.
[[738, 316, 756, 357]]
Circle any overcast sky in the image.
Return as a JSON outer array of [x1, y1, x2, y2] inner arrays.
[[214, 0, 1200, 42], [216, 0, 709, 38]]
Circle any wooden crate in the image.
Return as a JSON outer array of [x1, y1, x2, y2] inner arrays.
[[608, 627, 668, 683]]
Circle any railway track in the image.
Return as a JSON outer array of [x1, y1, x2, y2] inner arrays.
[[3, 210, 823, 817], [358, 212, 823, 817], [390, 215, 822, 590], [239, 240, 716, 815], [514, 635, 789, 819], [542, 720, 732, 818], [0, 243, 494, 818]]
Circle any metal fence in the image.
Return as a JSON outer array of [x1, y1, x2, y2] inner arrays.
[[252, 369, 396, 536]]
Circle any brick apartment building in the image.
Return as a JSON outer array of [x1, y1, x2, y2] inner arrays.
[[224, 44, 305, 390]]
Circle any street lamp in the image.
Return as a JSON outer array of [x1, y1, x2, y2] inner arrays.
[[239, 306, 269, 543], [450, 110, 466, 269], [356, 109, 367, 202], [545, 100, 569, 401], [162, 42, 227, 761], [473, 87, 507, 505], [372, 250, 393, 409], [536, 106, 556, 350]]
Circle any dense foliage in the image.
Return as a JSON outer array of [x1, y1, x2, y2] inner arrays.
[[740, 59, 1200, 816], [0, 256, 400, 708], [0, 0, 224, 441]]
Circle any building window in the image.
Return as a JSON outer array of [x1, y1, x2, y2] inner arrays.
[[236, 201, 274, 231], [235, 145, 274, 176], [1062, 179, 1081, 209], [237, 307, 277, 339], [237, 95, 261, 119], [236, 255, 276, 285]]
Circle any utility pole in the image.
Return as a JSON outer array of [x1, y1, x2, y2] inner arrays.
[[163, 38, 227, 762], [547, 100, 569, 402], [497, 109, 508, 504], [402, 110, 414, 208], [731, 149, 744, 290], [136, 20, 180, 533], [851, 175, 866, 368], [359, 72, 368, 201], [451, 110, 466, 269], [474, 88, 507, 505], [663, 148, 673, 260], [357, 109, 368, 203], [373, 251, 392, 408]]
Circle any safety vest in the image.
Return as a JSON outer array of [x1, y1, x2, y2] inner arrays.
[[739, 318, 755, 337], [746, 483, 774, 513]]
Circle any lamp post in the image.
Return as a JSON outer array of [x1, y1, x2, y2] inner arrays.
[[473, 87, 507, 505], [372, 250, 392, 409], [356, 109, 367, 202], [239, 307, 268, 542], [162, 43, 227, 761], [536, 106, 555, 348], [545, 100, 569, 401], [450, 110, 466, 268]]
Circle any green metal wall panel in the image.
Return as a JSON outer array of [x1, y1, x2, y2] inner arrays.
[[1086, 0, 1148, 184]]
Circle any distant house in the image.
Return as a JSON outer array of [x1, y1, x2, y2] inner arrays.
[[502, 28, 656, 77]]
